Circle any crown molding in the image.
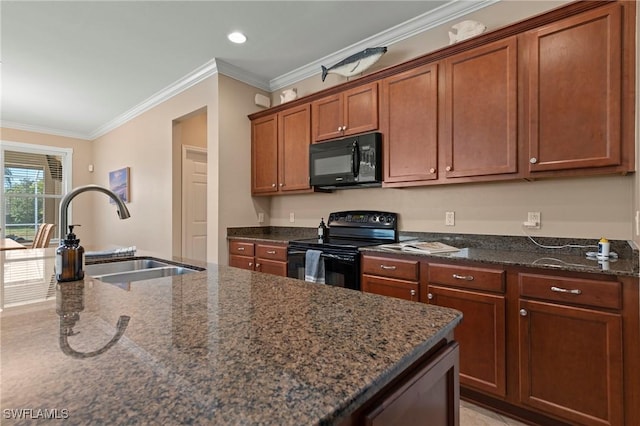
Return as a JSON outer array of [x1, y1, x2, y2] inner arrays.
[[0, 120, 90, 140], [269, 0, 499, 91], [3, 0, 498, 140], [88, 58, 221, 139]]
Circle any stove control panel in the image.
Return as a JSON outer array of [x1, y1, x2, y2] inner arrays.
[[327, 211, 397, 228]]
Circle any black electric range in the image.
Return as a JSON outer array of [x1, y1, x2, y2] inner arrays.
[[287, 210, 399, 290]]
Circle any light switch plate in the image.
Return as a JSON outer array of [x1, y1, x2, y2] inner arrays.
[[445, 211, 455, 226], [289, 212, 295, 223], [258, 212, 264, 223]]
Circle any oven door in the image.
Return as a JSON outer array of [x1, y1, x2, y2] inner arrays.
[[287, 249, 360, 290]]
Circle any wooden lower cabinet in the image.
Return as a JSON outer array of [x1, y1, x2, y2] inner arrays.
[[360, 253, 638, 426], [344, 340, 460, 426], [427, 263, 506, 398], [228, 239, 288, 277], [518, 272, 625, 426]]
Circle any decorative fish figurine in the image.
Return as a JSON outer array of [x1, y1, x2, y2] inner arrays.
[[321, 47, 387, 82]]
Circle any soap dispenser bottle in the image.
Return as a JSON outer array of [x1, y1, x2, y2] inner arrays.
[[56, 224, 85, 282], [318, 217, 328, 241]]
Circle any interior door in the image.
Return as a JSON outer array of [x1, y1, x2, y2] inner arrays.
[[182, 146, 207, 262]]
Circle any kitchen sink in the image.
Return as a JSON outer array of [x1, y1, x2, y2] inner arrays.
[[85, 257, 203, 284]]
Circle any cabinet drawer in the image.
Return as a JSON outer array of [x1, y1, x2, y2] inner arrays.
[[362, 255, 419, 281], [256, 244, 287, 261], [519, 273, 621, 310], [428, 263, 505, 293], [229, 241, 255, 256]]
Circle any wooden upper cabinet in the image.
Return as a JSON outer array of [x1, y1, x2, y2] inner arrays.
[[251, 104, 311, 195], [312, 82, 378, 142], [278, 104, 311, 192], [442, 37, 518, 179], [251, 113, 279, 194], [525, 3, 622, 174], [381, 64, 439, 184]]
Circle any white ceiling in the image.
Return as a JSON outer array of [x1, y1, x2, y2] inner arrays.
[[1, 1, 496, 140]]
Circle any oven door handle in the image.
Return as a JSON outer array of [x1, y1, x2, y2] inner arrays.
[[288, 250, 356, 262]]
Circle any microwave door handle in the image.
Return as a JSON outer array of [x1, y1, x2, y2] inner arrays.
[[352, 141, 360, 177]]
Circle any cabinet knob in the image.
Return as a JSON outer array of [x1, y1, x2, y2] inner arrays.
[[520, 309, 528, 317], [529, 157, 538, 164], [429, 168, 436, 174], [256, 263, 261, 269], [279, 183, 284, 187], [271, 183, 276, 187], [428, 293, 433, 300], [410, 289, 416, 300], [445, 166, 452, 172], [248, 262, 253, 267]]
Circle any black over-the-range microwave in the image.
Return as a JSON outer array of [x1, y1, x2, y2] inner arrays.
[[309, 132, 382, 189]]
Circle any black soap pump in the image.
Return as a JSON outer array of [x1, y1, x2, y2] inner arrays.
[[56, 224, 85, 282], [318, 217, 328, 241]]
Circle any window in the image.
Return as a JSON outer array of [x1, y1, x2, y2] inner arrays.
[[1, 141, 72, 244]]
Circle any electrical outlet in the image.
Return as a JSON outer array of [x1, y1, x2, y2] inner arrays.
[[524, 212, 541, 229], [445, 211, 455, 226], [258, 212, 265, 223], [635, 210, 639, 236], [289, 212, 295, 223]]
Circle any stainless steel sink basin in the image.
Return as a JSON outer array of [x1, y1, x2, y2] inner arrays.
[[85, 257, 203, 284]]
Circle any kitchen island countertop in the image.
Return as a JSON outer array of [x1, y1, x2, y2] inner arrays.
[[0, 248, 461, 424]]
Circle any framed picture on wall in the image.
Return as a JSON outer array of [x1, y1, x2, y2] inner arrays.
[[109, 167, 130, 203]]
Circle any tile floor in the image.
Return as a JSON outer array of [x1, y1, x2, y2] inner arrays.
[[460, 400, 529, 426]]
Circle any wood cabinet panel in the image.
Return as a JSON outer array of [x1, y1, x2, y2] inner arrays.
[[428, 263, 505, 293], [312, 82, 378, 142], [251, 114, 279, 194], [278, 104, 311, 192], [362, 342, 459, 426], [428, 285, 506, 398], [442, 37, 518, 178], [362, 255, 419, 281], [381, 64, 438, 183], [525, 3, 622, 173], [362, 274, 419, 302], [229, 254, 254, 271], [518, 299, 623, 426], [519, 273, 621, 310]]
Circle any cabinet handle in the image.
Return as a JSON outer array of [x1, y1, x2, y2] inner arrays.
[[453, 274, 474, 281], [237, 247, 245, 251], [551, 286, 582, 295], [445, 166, 452, 172], [380, 264, 397, 270], [428, 293, 433, 300], [520, 309, 528, 316], [530, 157, 538, 164], [266, 250, 276, 254], [429, 168, 436, 174]]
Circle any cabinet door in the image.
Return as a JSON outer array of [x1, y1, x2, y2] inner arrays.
[[381, 64, 438, 183], [256, 259, 288, 277], [312, 93, 343, 142], [519, 299, 623, 426], [443, 37, 517, 178], [428, 285, 506, 398], [525, 4, 622, 173], [278, 104, 311, 191], [229, 254, 254, 271], [343, 82, 378, 136], [251, 114, 279, 194], [362, 274, 419, 302]]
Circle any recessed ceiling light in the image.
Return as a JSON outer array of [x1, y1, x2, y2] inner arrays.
[[228, 32, 247, 44]]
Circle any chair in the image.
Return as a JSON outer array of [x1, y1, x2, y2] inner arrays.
[[31, 224, 56, 248]]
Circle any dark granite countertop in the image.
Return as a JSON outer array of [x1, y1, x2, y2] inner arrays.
[[0, 248, 461, 425], [228, 227, 639, 278]]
